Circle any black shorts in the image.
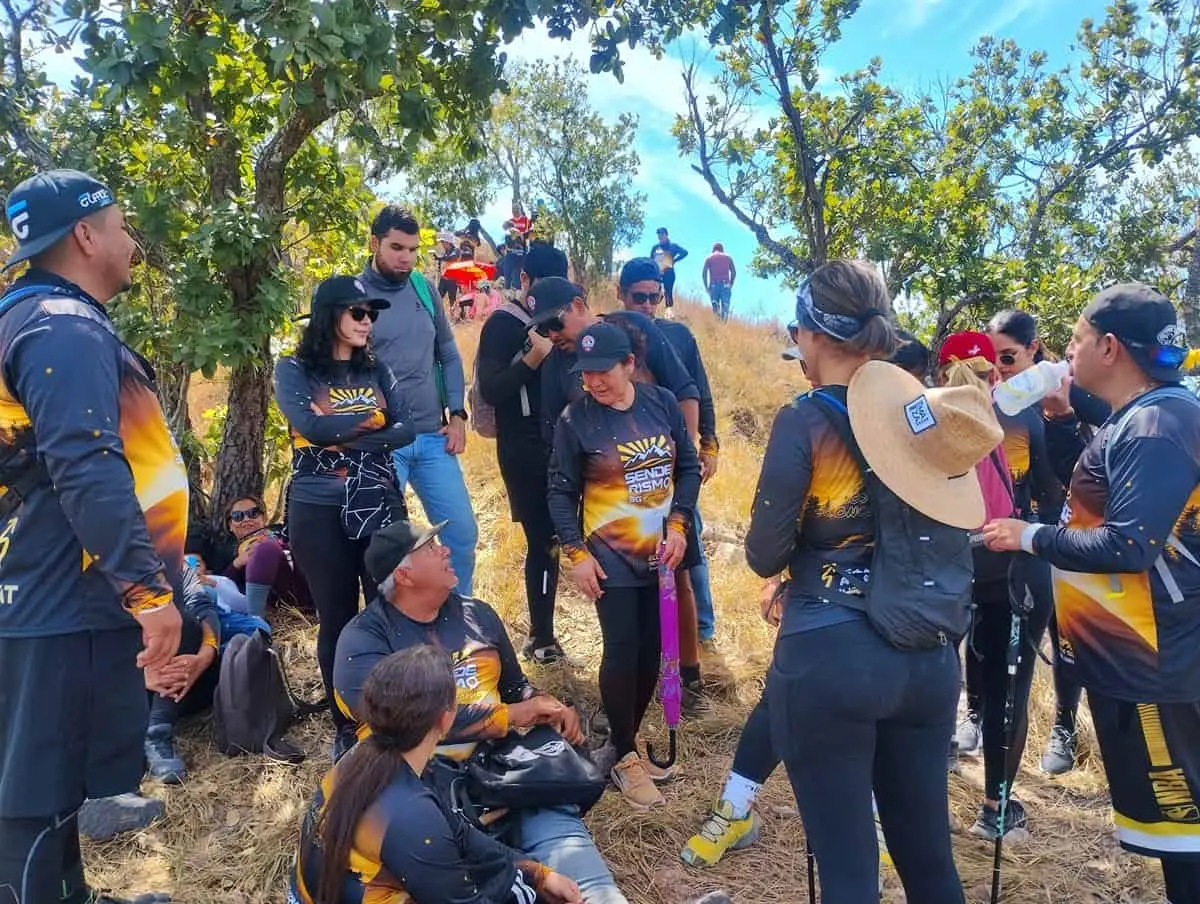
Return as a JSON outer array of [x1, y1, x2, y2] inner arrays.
[[0, 628, 147, 818], [1089, 690, 1200, 859]]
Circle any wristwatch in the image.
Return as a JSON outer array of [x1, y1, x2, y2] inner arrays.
[[449, 408, 469, 421]]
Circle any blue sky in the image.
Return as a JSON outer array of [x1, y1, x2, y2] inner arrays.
[[478, 0, 1112, 323]]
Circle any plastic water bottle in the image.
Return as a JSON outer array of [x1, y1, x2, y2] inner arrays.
[[992, 360, 1071, 416]]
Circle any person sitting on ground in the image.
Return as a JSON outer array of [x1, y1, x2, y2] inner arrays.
[[748, 261, 991, 902], [292, 645, 583, 904], [332, 519, 629, 903], [275, 275, 414, 762], [219, 495, 312, 617], [983, 284, 1200, 903], [937, 332, 1062, 842], [548, 322, 702, 811]]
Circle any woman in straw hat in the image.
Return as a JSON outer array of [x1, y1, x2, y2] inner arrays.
[[745, 260, 1002, 903], [937, 332, 1062, 843]]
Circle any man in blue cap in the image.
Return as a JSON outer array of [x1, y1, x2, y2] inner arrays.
[[0, 169, 184, 904]]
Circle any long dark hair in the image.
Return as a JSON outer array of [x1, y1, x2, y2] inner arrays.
[[295, 304, 375, 377], [315, 646, 456, 904], [987, 309, 1045, 363]]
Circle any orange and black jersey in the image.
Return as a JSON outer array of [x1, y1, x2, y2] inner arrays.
[[0, 271, 187, 636], [547, 383, 701, 587], [1033, 390, 1200, 702], [290, 758, 540, 904], [746, 388, 874, 635], [333, 594, 533, 761]]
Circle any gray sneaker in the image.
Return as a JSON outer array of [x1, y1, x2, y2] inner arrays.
[[955, 711, 982, 756], [1041, 724, 1077, 775], [144, 725, 185, 785], [78, 793, 165, 841]]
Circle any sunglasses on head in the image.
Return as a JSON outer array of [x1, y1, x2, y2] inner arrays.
[[631, 291, 662, 305], [345, 306, 379, 323], [1120, 336, 1188, 370], [229, 507, 263, 523]]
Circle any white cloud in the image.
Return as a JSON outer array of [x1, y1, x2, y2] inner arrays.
[[977, 0, 1050, 38]]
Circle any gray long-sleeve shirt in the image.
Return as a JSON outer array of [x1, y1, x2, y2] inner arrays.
[[358, 264, 466, 435]]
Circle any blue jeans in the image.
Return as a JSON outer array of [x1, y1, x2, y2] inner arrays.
[[690, 508, 715, 641], [515, 805, 628, 904], [392, 433, 478, 595], [709, 283, 731, 319]]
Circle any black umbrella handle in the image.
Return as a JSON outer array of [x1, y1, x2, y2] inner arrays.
[[646, 730, 677, 769]]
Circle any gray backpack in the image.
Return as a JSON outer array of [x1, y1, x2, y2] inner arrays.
[[468, 302, 534, 438]]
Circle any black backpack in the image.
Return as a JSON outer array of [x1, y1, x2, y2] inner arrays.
[[810, 391, 975, 650], [213, 629, 321, 759]]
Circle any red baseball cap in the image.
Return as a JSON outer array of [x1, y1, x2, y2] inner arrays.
[[938, 331, 996, 367]]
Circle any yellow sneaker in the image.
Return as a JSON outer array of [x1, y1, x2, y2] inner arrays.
[[611, 753, 665, 810], [681, 800, 761, 868]]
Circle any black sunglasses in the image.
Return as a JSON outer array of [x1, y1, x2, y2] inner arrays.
[[537, 316, 566, 335], [998, 352, 1018, 366], [229, 507, 263, 523], [631, 291, 662, 305], [345, 306, 379, 323]]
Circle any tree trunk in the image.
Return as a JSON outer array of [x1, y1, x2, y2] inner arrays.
[[208, 342, 272, 533], [1182, 216, 1200, 345]]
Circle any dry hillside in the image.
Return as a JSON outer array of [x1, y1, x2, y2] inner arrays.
[[85, 291, 1165, 903]]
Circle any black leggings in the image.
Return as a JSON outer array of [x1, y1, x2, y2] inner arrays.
[[595, 585, 661, 758], [768, 618, 964, 904], [1164, 860, 1200, 903], [663, 268, 677, 307], [0, 810, 88, 904], [1047, 610, 1083, 731], [287, 498, 377, 730], [964, 557, 1053, 801], [731, 690, 781, 783], [520, 511, 560, 648]]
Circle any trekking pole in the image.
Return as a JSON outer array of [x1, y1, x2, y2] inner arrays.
[[990, 585, 1031, 904], [807, 847, 816, 904], [647, 521, 681, 769]]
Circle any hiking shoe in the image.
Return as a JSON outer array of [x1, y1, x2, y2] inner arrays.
[[332, 726, 359, 764], [611, 753, 664, 810], [144, 724, 185, 785], [947, 738, 962, 775], [970, 799, 1030, 842], [1041, 724, 1077, 775], [522, 637, 568, 665], [78, 794, 165, 841], [264, 734, 306, 765], [955, 711, 982, 756], [682, 679, 709, 718], [681, 799, 760, 867]]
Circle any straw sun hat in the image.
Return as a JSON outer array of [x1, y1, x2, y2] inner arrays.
[[847, 360, 1003, 530]]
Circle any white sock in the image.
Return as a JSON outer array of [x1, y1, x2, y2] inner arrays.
[[720, 772, 761, 818]]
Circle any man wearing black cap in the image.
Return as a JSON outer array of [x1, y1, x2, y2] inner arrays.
[[0, 170, 184, 903], [332, 520, 629, 904], [984, 284, 1200, 900], [476, 242, 569, 664]]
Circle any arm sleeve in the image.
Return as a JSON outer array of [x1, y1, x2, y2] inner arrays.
[[547, 411, 587, 559], [1043, 414, 1088, 488], [1033, 433, 1200, 573], [745, 404, 814, 578], [273, 358, 386, 448], [540, 356, 569, 446], [668, 396, 701, 526], [181, 565, 220, 649], [344, 363, 416, 452], [331, 623, 384, 722], [641, 319, 699, 402], [477, 312, 536, 407], [672, 243, 689, 262], [1071, 384, 1111, 428], [8, 315, 173, 616], [1028, 414, 1065, 525], [433, 296, 467, 411], [485, 604, 534, 704]]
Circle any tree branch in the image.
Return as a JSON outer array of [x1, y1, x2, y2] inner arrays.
[[1, 0, 53, 168]]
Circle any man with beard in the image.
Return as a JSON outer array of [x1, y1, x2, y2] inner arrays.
[[358, 205, 478, 595]]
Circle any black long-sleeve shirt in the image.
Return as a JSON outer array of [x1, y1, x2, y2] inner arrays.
[[1043, 384, 1111, 487], [652, 318, 718, 450], [548, 383, 701, 587], [476, 306, 541, 444], [1031, 391, 1200, 702]]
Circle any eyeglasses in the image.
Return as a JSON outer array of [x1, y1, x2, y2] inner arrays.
[[229, 507, 263, 523], [631, 291, 662, 305], [998, 352, 1018, 366], [346, 306, 379, 323]]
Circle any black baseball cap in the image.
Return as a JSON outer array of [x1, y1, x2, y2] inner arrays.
[[1084, 283, 1186, 383], [656, 226, 668, 235], [570, 321, 633, 373], [618, 257, 662, 289], [364, 519, 448, 584], [526, 276, 585, 325], [523, 242, 568, 281], [4, 169, 116, 271], [296, 275, 391, 321]]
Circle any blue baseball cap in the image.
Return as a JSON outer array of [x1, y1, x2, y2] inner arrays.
[[4, 169, 116, 271], [570, 321, 633, 373]]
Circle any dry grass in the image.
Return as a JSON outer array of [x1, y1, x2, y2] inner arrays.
[[86, 296, 1166, 903]]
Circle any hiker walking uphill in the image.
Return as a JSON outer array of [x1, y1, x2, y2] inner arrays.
[[984, 284, 1200, 904], [702, 243, 735, 321], [476, 243, 570, 665], [0, 170, 186, 904], [650, 227, 688, 316], [748, 260, 996, 904], [547, 321, 702, 811], [360, 205, 479, 596]]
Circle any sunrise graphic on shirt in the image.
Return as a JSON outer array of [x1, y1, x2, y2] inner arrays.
[[804, 421, 866, 520]]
